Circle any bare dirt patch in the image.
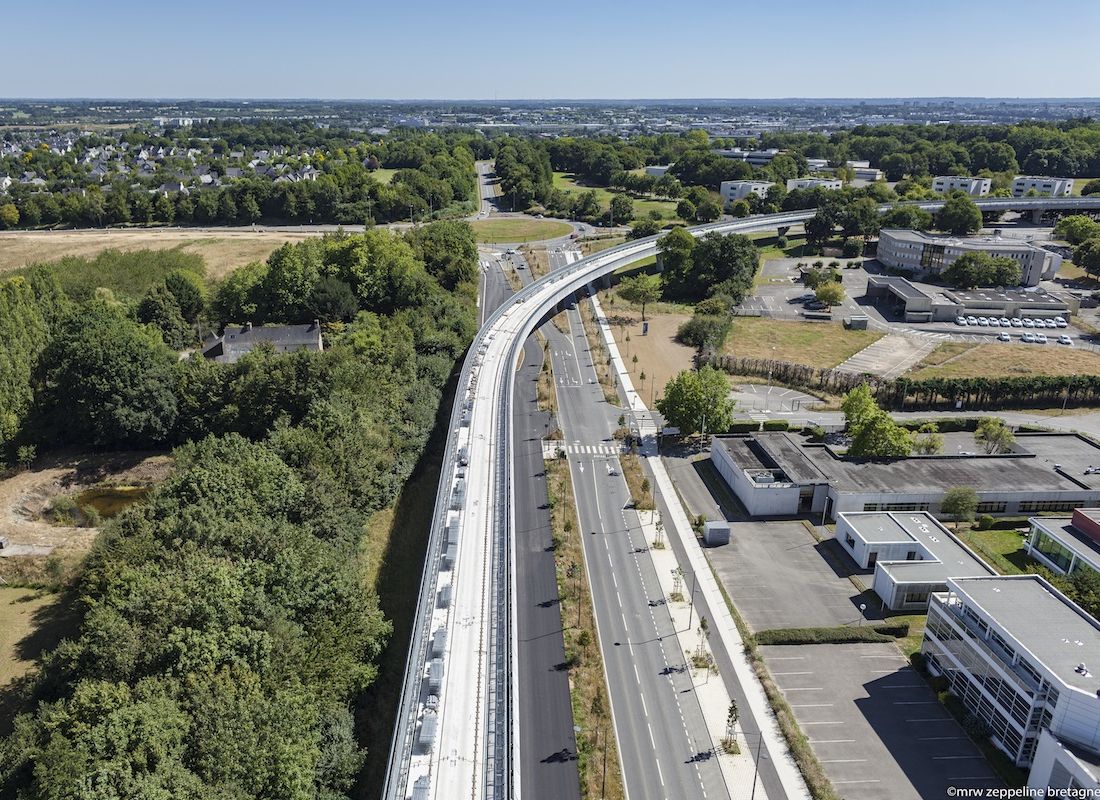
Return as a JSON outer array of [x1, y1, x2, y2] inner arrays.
[[0, 451, 171, 558], [598, 299, 695, 402], [0, 229, 327, 280]]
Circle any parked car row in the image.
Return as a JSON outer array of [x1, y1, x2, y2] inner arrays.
[[996, 330, 1073, 345], [955, 315, 1067, 329]]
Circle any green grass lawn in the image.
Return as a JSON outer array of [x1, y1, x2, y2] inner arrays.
[[1071, 177, 1100, 196], [722, 317, 882, 368], [552, 172, 680, 222], [369, 168, 398, 185], [469, 218, 573, 243], [955, 526, 1033, 575]]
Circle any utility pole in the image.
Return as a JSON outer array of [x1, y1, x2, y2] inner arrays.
[[750, 732, 764, 800], [686, 570, 696, 631], [601, 721, 608, 800]]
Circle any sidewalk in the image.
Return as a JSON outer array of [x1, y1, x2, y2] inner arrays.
[[589, 289, 812, 800], [638, 509, 771, 800]]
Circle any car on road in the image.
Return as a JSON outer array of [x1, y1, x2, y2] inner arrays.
[[1058, 334, 1073, 345], [1034, 333, 1049, 344], [1010, 317, 1024, 327], [1023, 318, 1036, 328], [997, 331, 1012, 341], [955, 316, 967, 326]]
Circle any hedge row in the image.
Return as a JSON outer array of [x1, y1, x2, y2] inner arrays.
[[709, 354, 1100, 411], [754, 622, 910, 646]]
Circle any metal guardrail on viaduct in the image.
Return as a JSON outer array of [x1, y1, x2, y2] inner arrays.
[[381, 195, 1100, 800]]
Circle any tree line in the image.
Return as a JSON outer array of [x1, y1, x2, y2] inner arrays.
[[704, 354, 1100, 412]]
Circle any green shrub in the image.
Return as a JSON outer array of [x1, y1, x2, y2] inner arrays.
[[976, 515, 994, 531], [727, 420, 762, 433], [841, 238, 864, 258], [753, 623, 909, 646], [762, 420, 790, 431], [776, 236, 789, 249], [676, 315, 731, 350]]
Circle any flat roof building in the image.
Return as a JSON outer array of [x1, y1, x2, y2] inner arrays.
[[711, 431, 1100, 521], [922, 576, 1100, 777], [866, 275, 1073, 323], [786, 177, 842, 192], [835, 511, 995, 611], [644, 164, 671, 177], [1026, 509, 1100, 580], [1013, 176, 1074, 198], [714, 147, 781, 166], [933, 176, 991, 197], [719, 180, 774, 206], [877, 228, 1064, 287]]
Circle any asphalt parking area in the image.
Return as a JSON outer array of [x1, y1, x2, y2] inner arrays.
[[707, 520, 866, 631], [761, 643, 1003, 800]]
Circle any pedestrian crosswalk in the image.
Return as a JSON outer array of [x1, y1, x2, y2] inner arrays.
[[540, 441, 625, 459], [565, 443, 623, 456]]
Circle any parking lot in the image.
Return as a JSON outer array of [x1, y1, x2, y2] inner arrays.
[[707, 520, 869, 631], [761, 642, 1003, 800]]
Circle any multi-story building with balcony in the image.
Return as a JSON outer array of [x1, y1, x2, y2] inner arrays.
[[922, 576, 1100, 791]]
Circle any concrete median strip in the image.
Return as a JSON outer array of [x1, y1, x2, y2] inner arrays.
[[590, 290, 813, 800]]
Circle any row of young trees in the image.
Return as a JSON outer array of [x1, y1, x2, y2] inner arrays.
[[0, 226, 479, 796]]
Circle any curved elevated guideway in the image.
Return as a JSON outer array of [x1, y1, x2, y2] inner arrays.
[[382, 196, 1100, 800]]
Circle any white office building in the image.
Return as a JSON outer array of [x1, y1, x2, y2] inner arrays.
[[803, 159, 882, 181], [1012, 176, 1074, 198], [877, 228, 1063, 287], [922, 576, 1100, 786], [1025, 509, 1100, 580], [786, 177, 842, 192], [714, 147, 781, 166], [719, 180, 774, 206], [834, 512, 995, 611], [933, 176, 992, 197]]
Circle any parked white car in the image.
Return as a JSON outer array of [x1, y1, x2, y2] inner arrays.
[[977, 317, 989, 326], [1023, 318, 1036, 328], [1043, 319, 1059, 329], [1034, 333, 1049, 344], [955, 316, 967, 326], [966, 316, 979, 325], [997, 331, 1011, 342], [1058, 334, 1073, 345], [1010, 318, 1024, 327]]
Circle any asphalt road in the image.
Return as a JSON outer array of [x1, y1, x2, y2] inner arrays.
[[475, 160, 499, 218], [543, 248, 730, 800]]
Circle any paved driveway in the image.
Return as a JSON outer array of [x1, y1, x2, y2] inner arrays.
[[707, 520, 869, 631], [761, 643, 1003, 800]]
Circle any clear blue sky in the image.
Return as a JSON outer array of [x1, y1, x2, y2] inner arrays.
[[10, 0, 1100, 99]]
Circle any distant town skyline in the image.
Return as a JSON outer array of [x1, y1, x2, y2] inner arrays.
[[10, 0, 1100, 99]]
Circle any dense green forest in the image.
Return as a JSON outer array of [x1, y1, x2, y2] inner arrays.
[[0, 223, 478, 798]]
